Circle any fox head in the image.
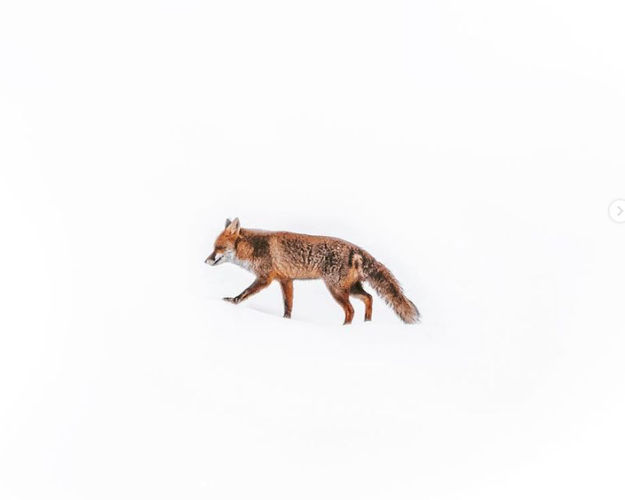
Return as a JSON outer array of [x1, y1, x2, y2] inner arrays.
[[205, 218, 240, 266]]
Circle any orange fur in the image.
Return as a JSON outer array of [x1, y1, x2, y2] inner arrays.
[[205, 218, 420, 325]]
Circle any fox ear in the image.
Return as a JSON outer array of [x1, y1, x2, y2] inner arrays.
[[225, 217, 240, 235], [225, 218, 232, 229]]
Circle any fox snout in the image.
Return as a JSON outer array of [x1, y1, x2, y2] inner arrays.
[[205, 251, 225, 266]]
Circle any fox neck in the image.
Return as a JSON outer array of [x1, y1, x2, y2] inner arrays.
[[231, 252, 253, 272], [231, 234, 255, 272]]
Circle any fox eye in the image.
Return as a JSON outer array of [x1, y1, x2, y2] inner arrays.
[[215, 246, 225, 251]]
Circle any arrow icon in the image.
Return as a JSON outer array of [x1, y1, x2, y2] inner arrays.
[[609, 200, 625, 223]]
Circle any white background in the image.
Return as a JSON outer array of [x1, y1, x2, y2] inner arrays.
[[1, 1, 624, 498]]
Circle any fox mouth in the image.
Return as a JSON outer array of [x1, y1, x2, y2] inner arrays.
[[212, 255, 223, 265]]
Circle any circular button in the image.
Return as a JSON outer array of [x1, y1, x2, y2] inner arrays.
[[609, 200, 625, 223]]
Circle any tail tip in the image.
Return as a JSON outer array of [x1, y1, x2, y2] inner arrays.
[[403, 302, 421, 324]]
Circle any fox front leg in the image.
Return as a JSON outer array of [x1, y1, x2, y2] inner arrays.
[[223, 277, 273, 304], [279, 279, 293, 318]]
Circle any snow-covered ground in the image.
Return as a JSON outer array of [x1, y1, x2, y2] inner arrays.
[[1, 1, 625, 498]]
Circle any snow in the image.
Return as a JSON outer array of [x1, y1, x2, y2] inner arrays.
[[1, 1, 625, 498]]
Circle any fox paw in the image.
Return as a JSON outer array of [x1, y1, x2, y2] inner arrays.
[[223, 297, 240, 304]]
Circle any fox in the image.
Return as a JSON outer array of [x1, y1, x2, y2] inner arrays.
[[204, 218, 420, 325]]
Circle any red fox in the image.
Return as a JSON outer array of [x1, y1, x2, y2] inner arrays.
[[205, 218, 420, 324]]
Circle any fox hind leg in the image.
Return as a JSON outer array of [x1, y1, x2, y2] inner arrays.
[[326, 283, 354, 325], [279, 279, 293, 318], [350, 281, 373, 321]]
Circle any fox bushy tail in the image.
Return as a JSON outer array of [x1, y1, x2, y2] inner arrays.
[[360, 255, 420, 324]]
